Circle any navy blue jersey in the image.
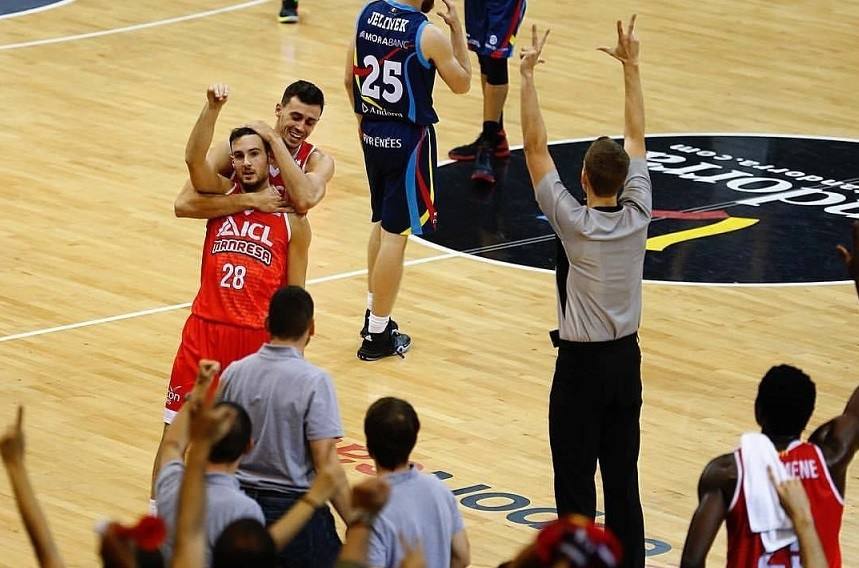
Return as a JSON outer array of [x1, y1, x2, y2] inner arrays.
[[353, 0, 438, 125]]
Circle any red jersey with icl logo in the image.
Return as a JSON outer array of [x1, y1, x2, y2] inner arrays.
[[189, 140, 316, 329], [726, 441, 844, 567]]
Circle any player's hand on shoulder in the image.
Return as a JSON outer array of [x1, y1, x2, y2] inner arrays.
[[206, 83, 230, 109], [598, 14, 640, 66], [520, 24, 550, 77]]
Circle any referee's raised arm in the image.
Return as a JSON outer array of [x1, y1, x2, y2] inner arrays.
[[519, 25, 554, 189], [599, 14, 645, 159]]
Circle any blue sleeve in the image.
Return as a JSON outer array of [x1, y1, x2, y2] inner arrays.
[[305, 371, 344, 441], [367, 522, 392, 568]]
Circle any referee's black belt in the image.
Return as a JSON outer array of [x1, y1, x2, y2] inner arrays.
[[549, 329, 638, 349]]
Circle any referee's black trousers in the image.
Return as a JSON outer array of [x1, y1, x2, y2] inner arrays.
[[549, 333, 644, 568]]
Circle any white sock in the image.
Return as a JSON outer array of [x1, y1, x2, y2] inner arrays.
[[149, 499, 158, 516], [366, 292, 374, 311], [368, 313, 390, 334]]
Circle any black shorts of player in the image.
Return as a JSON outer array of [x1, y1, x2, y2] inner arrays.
[[361, 119, 438, 236], [464, 0, 527, 58]]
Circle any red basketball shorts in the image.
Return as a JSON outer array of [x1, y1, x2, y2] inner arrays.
[[163, 314, 269, 423]]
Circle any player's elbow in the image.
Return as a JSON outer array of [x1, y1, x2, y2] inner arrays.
[[450, 78, 471, 94], [174, 197, 193, 218]]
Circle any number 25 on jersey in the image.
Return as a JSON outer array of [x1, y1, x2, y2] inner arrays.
[[360, 55, 403, 103]]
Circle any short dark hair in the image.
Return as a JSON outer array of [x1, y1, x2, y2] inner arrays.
[[208, 402, 252, 464], [212, 519, 276, 568], [583, 137, 630, 198], [280, 80, 325, 112], [229, 127, 270, 152], [755, 365, 816, 437], [267, 286, 314, 339], [364, 397, 420, 470]]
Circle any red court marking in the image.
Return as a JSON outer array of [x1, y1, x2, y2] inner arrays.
[[652, 209, 729, 220]]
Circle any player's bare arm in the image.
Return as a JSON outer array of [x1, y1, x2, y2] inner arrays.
[[808, 379, 859, 494], [345, 36, 359, 120], [599, 15, 645, 159], [520, 25, 555, 188], [174, 179, 288, 219], [420, 0, 471, 94], [287, 214, 311, 288], [186, 84, 234, 195], [680, 453, 735, 568], [246, 120, 334, 214]]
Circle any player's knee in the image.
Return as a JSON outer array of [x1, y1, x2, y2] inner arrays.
[[479, 55, 509, 86]]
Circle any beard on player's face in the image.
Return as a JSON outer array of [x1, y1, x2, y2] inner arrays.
[[420, 0, 434, 13], [240, 178, 266, 193]]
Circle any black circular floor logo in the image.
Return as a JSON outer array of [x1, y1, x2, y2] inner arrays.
[[0, 0, 69, 19], [419, 134, 859, 284]]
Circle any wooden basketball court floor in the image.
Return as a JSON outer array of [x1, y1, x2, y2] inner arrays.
[[1, 0, 858, 565]]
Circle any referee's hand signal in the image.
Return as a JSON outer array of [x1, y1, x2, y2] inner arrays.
[[598, 14, 640, 66]]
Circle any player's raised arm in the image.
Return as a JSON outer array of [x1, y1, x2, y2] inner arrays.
[[520, 25, 555, 188], [420, 0, 471, 94], [185, 84, 234, 194], [599, 15, 645, 159]]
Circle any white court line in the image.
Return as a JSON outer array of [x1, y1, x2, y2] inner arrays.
[[0, 252, 456, 344], [0, 0, 76, 21], [0, 0, 269, 51]]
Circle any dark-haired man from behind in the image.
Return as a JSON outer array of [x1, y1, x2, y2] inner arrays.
[[520, 18, 650, 568], [363, 397, 470, 568], [681, 364, 859, 567], [219, 286, 352, 568], [157, 396, 264, 566]]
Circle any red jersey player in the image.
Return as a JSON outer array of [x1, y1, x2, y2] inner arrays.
[[150, 83, 333, 503], [680, 364, 859, 567]]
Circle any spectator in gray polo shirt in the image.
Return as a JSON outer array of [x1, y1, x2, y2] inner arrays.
[[363, 397, 470, 568], [219, 285, 352, 568], [520, 18, 650, 568], [156, 393, 263, 566]]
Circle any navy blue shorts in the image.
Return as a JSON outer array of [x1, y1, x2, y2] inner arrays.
[[361, 120, 438, 236], [465, 0, 527, 58]]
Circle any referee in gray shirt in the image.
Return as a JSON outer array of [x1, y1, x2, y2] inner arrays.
[[520, 18, 649, 568]]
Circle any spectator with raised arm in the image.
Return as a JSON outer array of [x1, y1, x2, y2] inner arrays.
[[1, 406, 65, 568]]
